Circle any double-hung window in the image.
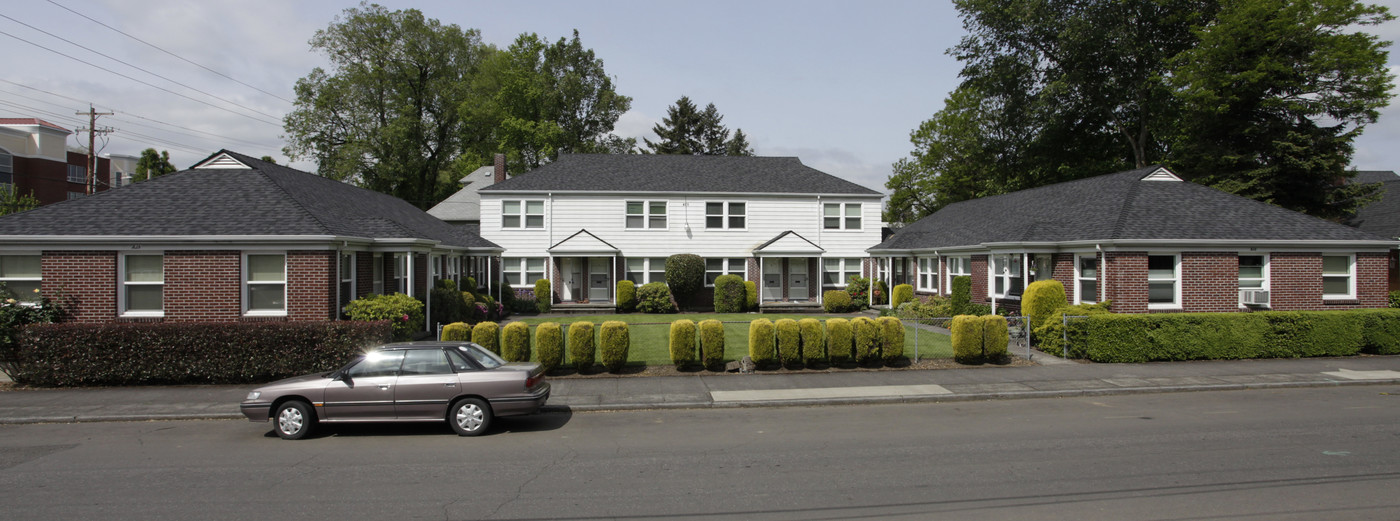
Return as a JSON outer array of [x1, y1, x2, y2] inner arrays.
[[67, 164, 85, 183], [502, 200, 544, 229], [392, 253, 409, 295], [0, 254, 41, 303], [917, 257, 938, 293], [822, 203, 861, 230], [1075, 255, 1098, 304], [1321, 255, 1354, 299], [627, 257, 668, 285], [1147, 254, 1180, 308], [245, 253, 287, 315], [626, 201, 667, 229], [705, 258, 746, 286], [121, 254, 163, 315], [823, 258, 862, 286], [372, 253, 384, 295], [946, 257, 970, 292], [339, 252, 355, 309], [991, 255, 1024, 298], [505, 258, 546, 287], [705, 202, 746, 229], [0, 148, 12, 187]]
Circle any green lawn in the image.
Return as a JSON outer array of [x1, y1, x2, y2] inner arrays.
[[509, 313, 952, 366]]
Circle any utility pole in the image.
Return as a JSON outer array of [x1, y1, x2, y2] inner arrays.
[[75, 105, 114, 195]]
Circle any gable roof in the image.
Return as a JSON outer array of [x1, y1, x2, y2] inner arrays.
[[0, 118, 69, 133], [549, 229, 620, 254], [0, 150, 499, 250], [872, 166, 1395, 252], [480, 154, 881, 196], [1351, 178, 1400, 239], [426, 166, 495, 222], [753, 231, 825, 255], [1353, 170, 1399, 184]]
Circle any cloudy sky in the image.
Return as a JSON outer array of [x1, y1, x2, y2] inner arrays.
[[3, 0, 1399, 195]]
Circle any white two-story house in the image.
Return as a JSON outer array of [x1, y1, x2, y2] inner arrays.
[[477, 154, 884, 310]]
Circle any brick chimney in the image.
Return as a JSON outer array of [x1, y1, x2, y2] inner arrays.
[[493, 153, 506, 184]]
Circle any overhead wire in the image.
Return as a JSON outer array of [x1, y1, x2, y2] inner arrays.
[[0, 99, 211, 156]]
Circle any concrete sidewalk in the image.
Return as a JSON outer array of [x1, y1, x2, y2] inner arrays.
[[1, 355, 1398, 425]]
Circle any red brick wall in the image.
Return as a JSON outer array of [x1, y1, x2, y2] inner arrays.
[[164, 250, 241, 322], [970, 255, 989, 304], [42, 251, 116, 323], [1104, 252, 1148, 313], [288, 250, 335, 320], [1051, 253, 1076, 295], [1181, 252, 1239, 312]]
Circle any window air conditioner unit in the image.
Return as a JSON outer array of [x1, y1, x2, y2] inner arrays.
[[1240, 289, 1270, 307]]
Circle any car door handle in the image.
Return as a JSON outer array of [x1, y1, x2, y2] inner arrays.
[[378, 384, 391, 390], [445, 383, 457, 387]]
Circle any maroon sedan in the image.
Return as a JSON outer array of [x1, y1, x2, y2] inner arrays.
[[240, 342, 550, 439]]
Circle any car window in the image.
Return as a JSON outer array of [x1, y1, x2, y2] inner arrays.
[[445, 349, 476, 372], [459, 344, 504, 369], [400, 349, 452, 375], [345, 350, 405, 378]]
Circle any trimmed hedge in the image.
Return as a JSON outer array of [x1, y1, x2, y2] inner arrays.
[[775, 318, 801, 367], [344, 293, 425, 341], [852, 317, 879, 364], [823, 290, 852, 313], [460, 292, 478, 321], [12, 321, 392, 386], [744, 281, 758, 311], [892, 284, 914, 309], [535, 322, 563, 372], [877, 316, 905, 364], [665, 254, 705, 310], [748, 318, 776, 365], [951, 315, 985, 364], [567, 321, 595, 371], [430, 285, 469, 327], [617, 280, 637, 313], [950, 276, 972, 315], [713, 275, 746, 313], [501, 321, 531, 362], [699, 319, 726, 371], [799, 318, 825, 365], [471, 321, 500, 354], [826, 318, 854, 364], [982, 315, 1009, 361], [1361, 309, 1400, 355], [600, 321, 630, 372], [636, 282, 677, 314], [669, 319, 698, 369], [1022, 279, 1067, 332], [534, 279, 552, 313], [441, 322, 472, 341], [1034, 301, 1113, 354], [1070, 309, 1400, 362]]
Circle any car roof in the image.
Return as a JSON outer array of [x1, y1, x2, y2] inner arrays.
[[373, 341, 475, 351]]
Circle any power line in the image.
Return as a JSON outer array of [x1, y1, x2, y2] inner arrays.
[[0, 29, 282, 127], [45, 0, 295, 105], [0, 99, 209, 156], [0, 13, 286, 122]]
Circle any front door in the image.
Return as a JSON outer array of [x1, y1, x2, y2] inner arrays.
[[788, 259, 808, 300], [321, 350, 404, 420], [559, 258, 584, 302], [763, 260, 782, 301], [588, 257, 610, 302]]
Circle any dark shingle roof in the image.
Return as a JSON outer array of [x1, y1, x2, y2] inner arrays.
[[0, 150, 498, 249], [1351, 179, 1400, 239], [1353, 170, 1399, 184], [480, 154, 881, 195], [873, 166, 1392, 251]]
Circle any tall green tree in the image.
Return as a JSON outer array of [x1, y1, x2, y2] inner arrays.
[[645, 96, 754, 155], [130, 148, 177, 183], [0, 185, 38, 216]]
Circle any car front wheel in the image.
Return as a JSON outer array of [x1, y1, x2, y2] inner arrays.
[[274, 401, 314, 440], [449, 398, 492, 436]]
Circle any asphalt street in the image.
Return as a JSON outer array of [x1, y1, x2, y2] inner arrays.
[[1, 385, 1397, 520]]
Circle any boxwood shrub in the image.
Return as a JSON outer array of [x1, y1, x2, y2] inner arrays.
[[877, 317, 905, 364], [775, 318, 801, 367], [534, 279, 552, 313], [823, 290, 852, 313], [748, 318, 776, 365], [12, 321, 392, 386], [713, 275, 746, 313], [665, 254, 705, 310], [600, 321, 630, 372], [892, 284, 914, 309], [798, 318, 825, 365], [951, 315, 985, 364], [535, 322, 563, 372], [826, 318, 854, 365], [441, 322, 471, 341], [699, 319, 726, 370], [950, 276, 972, 315], [851, 317, 879, 364], [636, 282, 677, 314], [669, 319, 698, 369], [616, 280, 637, 313], [344, 293, 424, 341], [1359, 308, 1400, 354], [1034, 302, 1112, 355], [1068, 309, 1400, 362], [982, 314, 1009, 361], [1022, 279, 1067, 332], [471, 321, 500, 354], [501, 321, 531, 362], [744, 281, 758, 311], [567, 321, 595, 371]]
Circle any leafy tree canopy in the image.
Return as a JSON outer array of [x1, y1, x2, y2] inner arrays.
[[131, 148, 177, 183], [645, 96, 754, 155]]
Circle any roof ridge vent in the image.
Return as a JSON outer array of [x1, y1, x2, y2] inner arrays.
[[1140, 167, 1181, 182]]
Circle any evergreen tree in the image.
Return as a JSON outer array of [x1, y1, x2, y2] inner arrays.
[[131, 148, 177, 183], [645, 96, 755, 155]]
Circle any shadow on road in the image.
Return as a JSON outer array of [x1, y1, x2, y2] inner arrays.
[[260, 409, 574, 439]]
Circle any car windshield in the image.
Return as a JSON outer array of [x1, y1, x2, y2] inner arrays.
[[458, 344, 505, 369]]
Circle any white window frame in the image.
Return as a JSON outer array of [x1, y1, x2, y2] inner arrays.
[[625, 200, 667, 230], [704, 201, 746, 230], [1146, 254, 1181, 309], [822, 202, 862, 230], [372, 253, 384, 295], [501, 200, 544, 229], [505, 257, 546, 288], [119, 253, 164, 317], [1074, 254, 1099, 305], [704, 257, 746, 286], [242, 252, 287, 317], [339, 252, 356, 307], [917, 257, 938, 293], [990, 254, 1024, 299], [67, 164, 85, 183], [0, 147, 12, 187], [391, 253, 409, 295], [0, 253, 42, 304], [823, 258, 862, 287], [945, 257, 970, 294], [627, 257, 668, 285], [1321, 254, 1355, 300], [1237, 254, 1269, 307]]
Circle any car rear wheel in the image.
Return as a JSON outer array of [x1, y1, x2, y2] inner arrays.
[[449, 398, 492, 436], [274, 401, 314, 440]]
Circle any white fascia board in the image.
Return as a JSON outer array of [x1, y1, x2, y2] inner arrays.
[[482, 190, 882, 199], [978, 239, 1398, 253], [0, 235, 350, 250]]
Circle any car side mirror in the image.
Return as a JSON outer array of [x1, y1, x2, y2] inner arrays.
[[334, 372, 351, 385]]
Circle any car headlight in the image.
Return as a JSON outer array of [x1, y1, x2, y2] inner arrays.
[[245, 391, 261, 400]]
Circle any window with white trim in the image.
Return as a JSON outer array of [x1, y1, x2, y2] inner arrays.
[[946, 257, 970, 292], [991, 255, 1024, 298], [1147, 254, 1179, 308], [120, 254, 163, 315], [502, 200, 544, 229], [339, 252, 355, 309], [1238, 255, 1267, 291], [1075, 255, 1098, 304], [705, 258, 745, 286], [0, 147, 12, 187], [1321, 255, 1354, 299], [823, 203, 861, 230], [705, 202, 746, 229], [392, 253, 409, 294], [892, 258, 909, 286], [67, 164, 85, 183], [430, 254, 441, 285], [823, 258, 862, 286], [0, 254, 41, 303], [245, 253, 286, 315], [372, 253, 384, 295], [627, 257, 668, 285], [626, 201, 667, 229], [917, 257, 939, 292], [504, 258, 546, 287]]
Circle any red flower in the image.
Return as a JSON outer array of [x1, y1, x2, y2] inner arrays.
[[401, 314, 409, 322]]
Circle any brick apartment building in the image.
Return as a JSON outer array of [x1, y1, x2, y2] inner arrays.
[[0, 118, 139, 206]]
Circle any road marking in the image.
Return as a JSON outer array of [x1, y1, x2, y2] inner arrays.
[[710, 384, 952, 402], [1203, 410, 1238, 415], [1321, 369, 1400, 380]]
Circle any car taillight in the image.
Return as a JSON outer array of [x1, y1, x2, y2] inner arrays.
[[525, 374, 543, 389]]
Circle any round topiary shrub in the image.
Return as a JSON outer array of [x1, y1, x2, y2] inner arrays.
[[699, 319, 726, 371], [877, 316, 905, 364], [616, 280, 637, 313], [892, 284, 915, 309], [713, 275, 746, 313], [600, 320, 630, 372], [775, 318, 801, 367], [501, 321, 531, 362], [852, 316, 879, 364], [568, 321, 595, 371], [748, 318, 776, 366], [798, 318, 825, 365], [441, 321, 472, 341], [665, 254, 705, 310], [636, 282, 677, 313], [823, 290, 852, 313], [669, 319, 697, 369], [535, 322, 563, 372], [744, 281, 758, 311], [951, 314, 985, 364], [471, 321, 500, 354], [534, 279, 552, 313], [825, 318, 853, 365], [982, 314, 1009, 362]]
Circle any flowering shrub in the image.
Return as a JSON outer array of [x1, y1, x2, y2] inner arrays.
[[845, 276, 872, 310], [0, 287, 66, 378], [343, 293, 424, 340]]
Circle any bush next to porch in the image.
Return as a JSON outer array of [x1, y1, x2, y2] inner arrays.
[[669, 319, 697, 369], [775, 318, 802, 367], [713, 275, 746, 313], [748, 318, 776, 365], [826, 318, 854, 364], [441, 322, 471, 341], [877, 317, 905, 364], [846, 276, 873, 310], [699, 319, 726, 370], [823, 290, 852, 313], [501, 322, 531, 362], [636, 282, 677, 313], [343, 293, 424, 341], [1022, 279, 1068, 333], [535, 322, 564, 372], [1069, 309, 1400, 362], [892, 284, 914, 309], [534, 279, 552, 313], [471, 321, 500, 354], [951, 315, 986, 364], [617, 280, 637, 313], [950, 276, 972, 315], [600, 321, 630, 372], [665, 254, 705, 310], [799, 318, 825, 365], [430, 281, 469, 327], [744, 281, 758, 311], [567, 321, 595, 371]]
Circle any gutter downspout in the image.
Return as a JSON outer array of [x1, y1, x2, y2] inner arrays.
[[1096, 243, 1105, 304]]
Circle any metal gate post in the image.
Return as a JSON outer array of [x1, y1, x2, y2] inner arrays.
[[1062, 314, 1069, 358], [913, 319, 920, 362]]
